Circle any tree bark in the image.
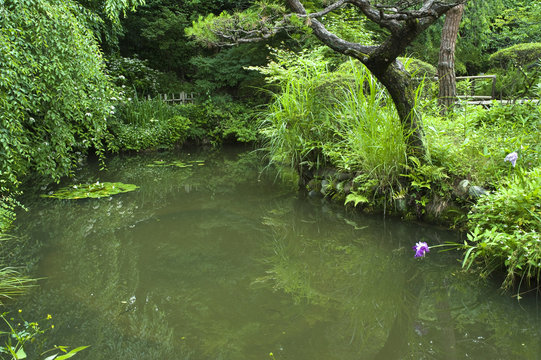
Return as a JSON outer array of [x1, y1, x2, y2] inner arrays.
[[438, 4, 465, 113], [372, 62, 426, 158]]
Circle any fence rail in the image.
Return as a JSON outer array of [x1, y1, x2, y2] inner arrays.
[[455, 75, 497, 100], [148, 92, 196, 105]]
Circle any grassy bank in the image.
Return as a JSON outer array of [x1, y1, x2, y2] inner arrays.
[[107, 97, 259, 152], [255, 48, 541, 290]]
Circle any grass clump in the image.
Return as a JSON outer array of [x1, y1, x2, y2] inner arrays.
[[108, 99, 191, 151], [109, 97, 259, 151], [257, 47, 408, 203]]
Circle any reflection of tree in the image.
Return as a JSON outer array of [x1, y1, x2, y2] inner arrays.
[[12, 148, 297, 359], [260, 197, 541, 359], [259, 197, 420, 358], [10, 148, 541, 359]]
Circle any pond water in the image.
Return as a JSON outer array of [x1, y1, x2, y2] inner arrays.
[[10, 147, 541, 359]]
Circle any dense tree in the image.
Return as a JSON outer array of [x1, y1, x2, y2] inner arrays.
[[117, 0, 270, 96], [188, 0, 467, 157], [0, 0, 142, 229]]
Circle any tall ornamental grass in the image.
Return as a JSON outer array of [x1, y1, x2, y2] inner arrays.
[[258, 48, 408, 196], [258, 49, 333, 174], [329, 62, 408, 193]]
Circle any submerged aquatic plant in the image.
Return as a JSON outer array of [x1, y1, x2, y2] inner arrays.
[[413, 242, 430, 258]]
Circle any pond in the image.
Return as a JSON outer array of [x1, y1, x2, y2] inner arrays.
[[9, 147, 541, 359]]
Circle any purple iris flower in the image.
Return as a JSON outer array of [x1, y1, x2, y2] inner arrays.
[[413, 242, 430, 258], [504, 152, 518, 167]]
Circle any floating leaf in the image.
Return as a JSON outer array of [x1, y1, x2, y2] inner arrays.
[[42, 182, 139, 199], [146, 159, 204, 168]]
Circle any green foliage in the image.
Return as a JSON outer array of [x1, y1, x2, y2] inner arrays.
[[465, 167, 541, 289], [109, 97, 258, 150], [328, 61, 408, 195], [425, 102, 541, 186], [188, 44, 268, 96], [42, 182, 139, 200], [109, 99, 191, 151], [0, 0, 120, 221], [489, 43, 541, 69], [0, 311, 88, 359], [408, 0, 541, 74], [256, 47, 408, 203], [119, 3, 195, 75], [106, 56, 178, 97], [256, 48, 336, 174], [176, 100, 259, 144], [399, 57, 437, 78], [0, 267, 34, 307], [485, 43, 541, 98], [185, 3, 287, 47]]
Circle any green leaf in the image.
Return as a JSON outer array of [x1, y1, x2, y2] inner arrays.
[[15, 347, 27, 359], [345, 193, 369, 207], [42, 182, 139, 199], [54, 346, 90, 360]]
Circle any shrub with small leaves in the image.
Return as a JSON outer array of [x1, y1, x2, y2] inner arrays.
[[465, 167, 541, 288]]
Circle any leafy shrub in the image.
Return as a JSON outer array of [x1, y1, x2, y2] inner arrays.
[[106, 56, 187, 97], [177, 101, 258, 145], [489, 43, 541, 69], [399, 57, 437, 78], [465, 167, 541, 289], [425, 102, 540, 185], [0, 0, 118, 223], [0, 311, 87, 359], [110, 98, 257, 150], [255, 47, 408, 202], [110, 112, 191, 151], [115, 98, 179, 127]]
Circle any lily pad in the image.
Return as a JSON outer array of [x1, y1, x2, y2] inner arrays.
[[42, 182, 139, 199], [146, 160, 204, 168]]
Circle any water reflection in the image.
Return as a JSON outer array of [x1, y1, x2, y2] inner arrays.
[[10, 148, 541, 359]]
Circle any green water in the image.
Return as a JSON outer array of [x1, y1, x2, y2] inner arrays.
[[10, 148, 541, 359]]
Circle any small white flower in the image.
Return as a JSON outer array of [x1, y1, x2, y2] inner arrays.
[[85, 112, 92, 117]]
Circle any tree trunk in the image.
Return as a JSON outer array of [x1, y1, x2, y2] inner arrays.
[[369, 61, 426, 158], [438, 4, 465, 113]]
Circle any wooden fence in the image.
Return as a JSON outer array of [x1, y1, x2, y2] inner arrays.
[[148, 92, 196, 105], [455, 75, 497, 101]]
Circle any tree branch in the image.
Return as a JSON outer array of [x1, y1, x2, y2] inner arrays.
[[306, 0, 349, 19]]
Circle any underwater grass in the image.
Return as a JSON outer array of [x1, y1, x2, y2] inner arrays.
[[0, 235, 35, 304]]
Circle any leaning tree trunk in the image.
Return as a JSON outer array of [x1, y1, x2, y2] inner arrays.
[[438, 4, 465, 113], [377, 63, 426, 159], [283, 0, 468, 159]]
